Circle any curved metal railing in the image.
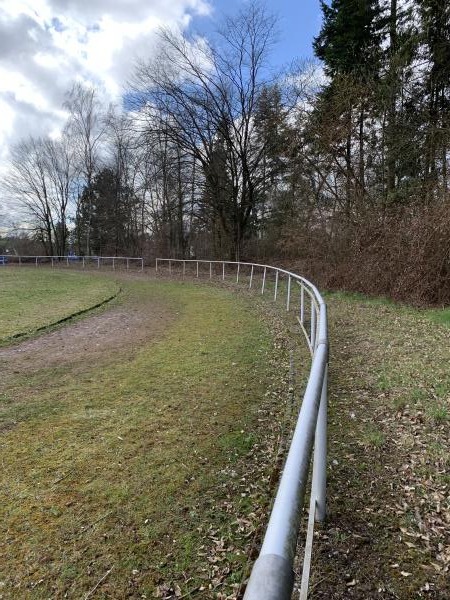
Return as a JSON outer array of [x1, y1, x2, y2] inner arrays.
[[155, 258, 328, 600]]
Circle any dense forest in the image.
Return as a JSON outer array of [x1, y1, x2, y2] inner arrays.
[[2, 0, 450, 304]]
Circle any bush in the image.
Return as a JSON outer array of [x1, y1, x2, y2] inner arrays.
[[276, 202, 450, 306]]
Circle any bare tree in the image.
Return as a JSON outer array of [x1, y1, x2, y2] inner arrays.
[[2, 135, 77, 255], [130, 3, 278, 259], [64, 83, 106, 255]]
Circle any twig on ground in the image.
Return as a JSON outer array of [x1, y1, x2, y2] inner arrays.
[[84, 566, 114, 600]]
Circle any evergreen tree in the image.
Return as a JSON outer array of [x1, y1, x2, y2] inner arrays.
[[253, 84, 291, 233], [314, 0, 383, 80], [75, 167, 138, 256], [313, 0, 385, 213]]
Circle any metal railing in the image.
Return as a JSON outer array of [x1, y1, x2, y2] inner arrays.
[[0, 255, 144, 270], [155, 258, 328, 600]]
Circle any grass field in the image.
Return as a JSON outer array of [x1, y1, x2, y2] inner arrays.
[[310, 292, 450, 599], [0, 268, 119, 344], [2, 267, 449, 599], [0, 269, 302, 599]]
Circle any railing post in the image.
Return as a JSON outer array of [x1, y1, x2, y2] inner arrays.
[[313, 364, 328, 522], [249, 265, 254, 288], [112, 257, 115, 270], [35, 257, 38, 268], [155, 259, 158, 272], [141, 258, 144, 271], [51, 257, 54, 268], [169, 260, 172, 275], [97, 257, 100, 269], [286, 275, 291, 311], [274, 270, 279, 301], [66, 256, 69, 267], [310, 303, 316, 349], [222, 263, 225, 280], [183, 261, 186, 277], [300, 286, 305, 324], [196, 261, 199, 278], [236, 263, 240, 283], [262, 266, 267, 294], [209, 262, 212, 279], [82, 257, 85, 269], [126, 258, 129, 270]]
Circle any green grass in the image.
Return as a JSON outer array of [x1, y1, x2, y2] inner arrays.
[[0, 268, 118, 343], [426, 401, 450, 424], [0, 273, 292, 598], [362, 426, 386, 448], [426, 306, 450, 326], [324, 289, 450, 329], [311, 291, 450, 599]]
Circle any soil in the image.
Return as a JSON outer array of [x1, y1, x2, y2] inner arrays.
[[0, 282, 175, 376]]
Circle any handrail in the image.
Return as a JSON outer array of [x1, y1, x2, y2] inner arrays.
[[155, 258, 328, 599], [0, 255, 144, 270]]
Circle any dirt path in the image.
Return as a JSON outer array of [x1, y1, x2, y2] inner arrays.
[[0, 281, 175, 377]]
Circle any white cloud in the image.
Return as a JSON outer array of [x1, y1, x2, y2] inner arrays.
[[0, 0, 212, 227]]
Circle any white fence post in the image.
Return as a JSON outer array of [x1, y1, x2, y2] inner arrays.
[[286, 275, 291, 311]]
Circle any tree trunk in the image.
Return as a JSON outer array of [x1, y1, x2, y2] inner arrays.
[[386, 0, 398, 200]]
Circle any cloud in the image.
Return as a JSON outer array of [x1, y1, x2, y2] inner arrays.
[[0, 0, 212, 225]]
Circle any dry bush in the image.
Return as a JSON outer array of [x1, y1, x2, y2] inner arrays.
[[275, 202, 450, 307]]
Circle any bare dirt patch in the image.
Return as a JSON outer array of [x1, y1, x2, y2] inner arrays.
[[0, 288, 175, 376]]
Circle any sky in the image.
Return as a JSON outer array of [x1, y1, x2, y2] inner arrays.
[[0, 0, 323, 228]]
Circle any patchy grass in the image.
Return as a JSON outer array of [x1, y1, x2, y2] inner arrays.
[[425, 307, 450, 327], [0, 268, 118, 344], [311, 292, 450, 599], [0, 274, 300, 599]]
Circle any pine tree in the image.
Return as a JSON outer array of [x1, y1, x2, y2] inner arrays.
[[75, 167, 138, 256], [313, 0, 385, 213], [253, 84, 291, 238], [314, 0, 383, 80]]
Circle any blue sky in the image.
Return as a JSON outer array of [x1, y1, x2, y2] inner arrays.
[[193, 0, 323, 67]]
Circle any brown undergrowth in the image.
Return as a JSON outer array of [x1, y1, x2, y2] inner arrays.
[[276, 203, 450, 307]]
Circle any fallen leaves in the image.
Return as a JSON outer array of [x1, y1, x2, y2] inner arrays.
[[308, 296, 450, 598]]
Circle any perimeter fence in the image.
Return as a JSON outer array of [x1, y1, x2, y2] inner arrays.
[[0, 255, 144, 270], [155, 258, 328, 600]]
